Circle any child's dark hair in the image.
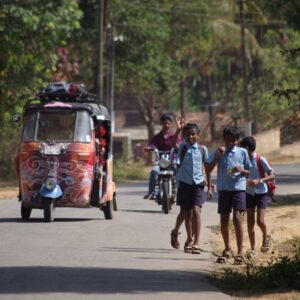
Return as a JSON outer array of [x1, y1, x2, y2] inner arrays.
[[240, 136, 256, 151], [223, 126, 240, 140], [160, 113, 173, 123], [183, 123, 200, 135]]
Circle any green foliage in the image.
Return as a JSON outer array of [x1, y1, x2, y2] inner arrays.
[[0, 0, 82, 179], [111, 0, 180, 97], [213, 246, 300, 292], [113, 159, 148, 182]]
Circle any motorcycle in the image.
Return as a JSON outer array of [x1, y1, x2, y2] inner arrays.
[[153, 149, 177, 214]]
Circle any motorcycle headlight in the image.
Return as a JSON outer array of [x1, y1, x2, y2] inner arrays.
[[159, 157, 170, 169], [45, 178, 56, 191]]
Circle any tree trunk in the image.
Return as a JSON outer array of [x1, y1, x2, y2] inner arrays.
[[137, 93, 158, 164], [179, 79, 185, 118], [206, 74, 217, 140]]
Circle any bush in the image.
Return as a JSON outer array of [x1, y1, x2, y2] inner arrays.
[[113, 159, 149, 182]]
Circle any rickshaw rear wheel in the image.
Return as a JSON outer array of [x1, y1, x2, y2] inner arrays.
[[103, 201, 113, 220], [44, 198, 55, 222], [21, 203, 32, 219], [113, 193, 118, 211]]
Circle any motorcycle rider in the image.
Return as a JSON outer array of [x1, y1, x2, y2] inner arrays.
[[144, 113, 182, 199]]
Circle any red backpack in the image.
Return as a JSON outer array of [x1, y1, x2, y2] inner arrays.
[[256, 154, 276, 202]]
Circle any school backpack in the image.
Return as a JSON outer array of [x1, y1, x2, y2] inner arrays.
[[256, 154, 276, 202]]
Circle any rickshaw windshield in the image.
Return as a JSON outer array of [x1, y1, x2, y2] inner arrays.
[[22, 110, 92, 143]]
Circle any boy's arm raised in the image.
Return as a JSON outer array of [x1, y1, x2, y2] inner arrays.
[[171, 116, 184, 149]]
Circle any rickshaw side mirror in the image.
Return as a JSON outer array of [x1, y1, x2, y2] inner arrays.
[[12, 114, 21, 123]]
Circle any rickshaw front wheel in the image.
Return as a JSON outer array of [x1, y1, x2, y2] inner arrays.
[[44, 198, 55, 222], [21, 203, 32, 220], [102, 201, 113, 220]]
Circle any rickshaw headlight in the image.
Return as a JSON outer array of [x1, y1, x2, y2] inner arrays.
[[45, 178, 56, 191], [159, 157, 170, 169]]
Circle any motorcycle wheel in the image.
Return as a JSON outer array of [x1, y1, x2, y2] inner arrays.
[[103, 201, 113, 220], [21, 203, 32, 220], [43, 198, 55, 223], [112, 193, 118, 211], [162, 181, 169, 214]]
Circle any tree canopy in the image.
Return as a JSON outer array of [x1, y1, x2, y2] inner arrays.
[[0, 0, 300, 178]]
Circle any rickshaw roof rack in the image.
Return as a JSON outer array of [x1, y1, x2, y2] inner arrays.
[[38, 82, 98, 103]]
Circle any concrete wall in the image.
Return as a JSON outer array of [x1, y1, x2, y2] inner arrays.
[[254, 128, 280, 155]]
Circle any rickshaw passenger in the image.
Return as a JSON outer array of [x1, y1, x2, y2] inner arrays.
[[144, 114, 182, 199]]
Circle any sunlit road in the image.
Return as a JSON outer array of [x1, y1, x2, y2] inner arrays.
[[0, 184, 229, 300], [0, 163, 298, 300], [272, 162, 300, 195]]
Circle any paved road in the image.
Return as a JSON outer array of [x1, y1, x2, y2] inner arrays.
[[272, 162, 300, 194], [0, 163, 298, 300], [0, 183, 230, 300]]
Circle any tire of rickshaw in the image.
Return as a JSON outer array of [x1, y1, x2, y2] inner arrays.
[[21, 203, 32, 220], [162, 181, 169, 214], [43, 198, 55, 222], [103, 201, 113, 220], [112, 193, 118, 211]]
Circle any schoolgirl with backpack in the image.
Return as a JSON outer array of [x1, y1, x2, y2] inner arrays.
[[240, 136, 276, 259]]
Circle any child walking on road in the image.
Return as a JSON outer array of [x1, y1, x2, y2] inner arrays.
[[174, 123, 213, 254], [207, 126, 251, 264], [240, 136, 275, 258]]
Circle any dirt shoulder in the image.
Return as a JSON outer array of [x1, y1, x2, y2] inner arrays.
[[212, 194, 300, 299]]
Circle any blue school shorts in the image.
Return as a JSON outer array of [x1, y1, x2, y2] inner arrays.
[[177, 181, 205, 210], [218, 190, 246, 214], [246, 193, 269, 209]]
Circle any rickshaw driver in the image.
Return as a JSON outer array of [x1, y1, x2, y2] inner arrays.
[[56, 115, 75, 141], [144, 114, 182, 199]]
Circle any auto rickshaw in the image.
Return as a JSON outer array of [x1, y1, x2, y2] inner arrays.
[[15, 82, 117, 222]]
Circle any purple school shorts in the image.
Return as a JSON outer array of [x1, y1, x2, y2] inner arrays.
[[218, 190, 246, 214], [177, 181, 205, 210], [246, 193, 269, 209]]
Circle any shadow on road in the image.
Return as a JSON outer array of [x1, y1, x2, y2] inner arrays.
[[121, 209, 165, 214], [0, 266, 217, 294], [276, 174, 300, 185], [0, 217, 99, 223]]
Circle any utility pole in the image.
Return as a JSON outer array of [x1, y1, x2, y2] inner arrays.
[[97, 0, 104, 103], [239, 0, 252, 136]]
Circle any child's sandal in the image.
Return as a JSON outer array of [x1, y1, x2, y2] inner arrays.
[[184, 241, 193, 253], [261, 235, 272, 253], [246, 250, 256, 260], [170, 230, 180, 249], [216, 249, 233, 264], [234, 255, 245, 265], [191, 245, 202, 254]]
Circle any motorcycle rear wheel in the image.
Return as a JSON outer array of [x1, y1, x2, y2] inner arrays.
[[162, 181, 169, 214]]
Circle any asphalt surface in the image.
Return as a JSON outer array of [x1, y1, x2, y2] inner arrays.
[[0, 163, 299, 300], [0, 182, 230, 300]]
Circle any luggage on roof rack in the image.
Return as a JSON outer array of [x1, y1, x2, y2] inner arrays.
[[38, 82, 97, 103]]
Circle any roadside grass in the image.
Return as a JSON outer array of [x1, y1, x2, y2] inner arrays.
[[114, 158, 149, 182], [212, 245, 300, 294], [0, 180, 18, 189]]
